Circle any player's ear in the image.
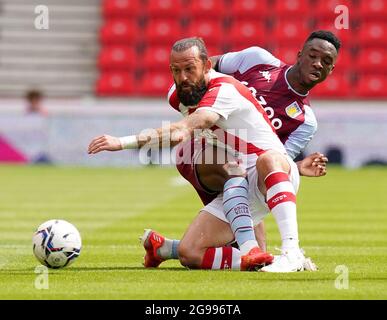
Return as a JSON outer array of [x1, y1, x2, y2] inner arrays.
[[205, 58, 212, 73], [329, 65, 335, 75]]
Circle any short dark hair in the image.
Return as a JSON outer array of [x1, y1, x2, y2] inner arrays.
[[172, 37, 208, 63], [305, 30, 341, 52], [26, 89, 42, 101]]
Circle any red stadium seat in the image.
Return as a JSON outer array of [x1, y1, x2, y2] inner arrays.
[[356, 0, 387, 21], [331, 49, 352, 74], [187, 20, 224, 46], [138, 72, 173, 96], [98, 46, 136, 71], [206, 45, 223, 56], [310, 74, 352, 98], [142, 46, 170, 71], [314, 0, 354, 21], [188, 0, 227, 19], [355, 48, 387, 74], [230, 0, 269, 19], [144, 19, 182, 45], [100, 20, 138, 45], [272, 46, 299, 65], [313, 21, 352, 49], [102, 0, 141, 19], [273, 0, 311, 17], [229, 20, 266, 48], [355, 75, 387, 98], [96, 72, 133, 96], [272, 20, 310, 46], [358, 22, 387, 47], [144, 0, 185, 18]]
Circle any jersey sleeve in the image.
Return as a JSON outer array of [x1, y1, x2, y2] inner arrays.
[[167, 83, 180, 112], [195, 83, 239, 120], [284, 105, 318, 159], [218, 46, 281, 74]]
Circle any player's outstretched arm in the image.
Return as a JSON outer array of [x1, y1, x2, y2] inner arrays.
[[177, 109, 220, 135], [87, 110, 220, 154], [296, 152, 328, 177]]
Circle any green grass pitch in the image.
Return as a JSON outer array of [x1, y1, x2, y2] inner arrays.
[[0, 164, 386, 300]]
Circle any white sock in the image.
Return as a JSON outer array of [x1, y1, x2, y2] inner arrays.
[[265, 171, 300, 252], [157, 238, 179, 260], [272, 204, 299, 252], [239, 239, 259, 256]]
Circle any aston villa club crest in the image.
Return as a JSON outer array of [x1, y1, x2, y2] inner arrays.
[[285, 102, 302, 118]]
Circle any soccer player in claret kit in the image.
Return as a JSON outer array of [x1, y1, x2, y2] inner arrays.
[[89, 37, 318, 272], [213, 30, 340, 160], [142, 31, 339, 271]]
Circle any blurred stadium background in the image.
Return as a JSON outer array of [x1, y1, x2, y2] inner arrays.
[[1, 0, 387, 300], [0, 0, 386, 168]]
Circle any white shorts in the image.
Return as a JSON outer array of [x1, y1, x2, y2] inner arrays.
[[201, 156, 300, 226]]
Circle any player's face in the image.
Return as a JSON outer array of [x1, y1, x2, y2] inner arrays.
[[170, 46, 211, 106], [297, 38, 337, 87]]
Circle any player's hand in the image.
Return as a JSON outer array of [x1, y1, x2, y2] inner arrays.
[[88, 135, 122, 154], [297, 152, 328, 177]]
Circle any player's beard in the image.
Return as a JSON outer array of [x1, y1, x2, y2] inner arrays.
[[176, 77, 207, 106]]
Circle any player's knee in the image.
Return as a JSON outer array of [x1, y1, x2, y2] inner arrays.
[[178, 242, 203, 269], [257, 150, 288, 173]]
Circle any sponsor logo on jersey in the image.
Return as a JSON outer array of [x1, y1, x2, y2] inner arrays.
[[285, 101, 302, 118], [259, 71, 271, 82]]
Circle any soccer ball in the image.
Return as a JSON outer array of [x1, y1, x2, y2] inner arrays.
[[32, 219, 82, 269]]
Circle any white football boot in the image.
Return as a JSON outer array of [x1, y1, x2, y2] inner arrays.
[[302, 256, 318, 271], [261, 248, 310, 273]]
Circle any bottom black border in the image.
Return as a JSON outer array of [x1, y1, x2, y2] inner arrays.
[[1, 300, 384, 318]]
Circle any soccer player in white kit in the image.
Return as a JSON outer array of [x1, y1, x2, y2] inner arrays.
[[144, 31, 339, 272], [88, 38, 314, 272]]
